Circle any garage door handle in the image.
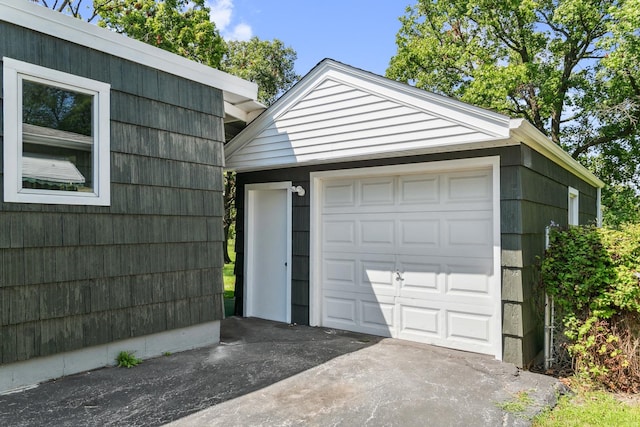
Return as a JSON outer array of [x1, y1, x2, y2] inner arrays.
[[395, 270, 404, 282]]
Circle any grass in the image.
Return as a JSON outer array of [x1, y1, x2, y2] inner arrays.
[[497, 390, 535, 414], [534, 387, 640, 426], [223, 237, 235, 299]]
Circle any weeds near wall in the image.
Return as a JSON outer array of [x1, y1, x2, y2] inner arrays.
[[541, 224, 640, 392], [116, 351, 142, 368]]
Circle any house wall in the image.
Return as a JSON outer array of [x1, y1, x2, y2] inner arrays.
[[501, 144, 598, 365], [0, 22, 225, 366], [234, 144, 599, 367]]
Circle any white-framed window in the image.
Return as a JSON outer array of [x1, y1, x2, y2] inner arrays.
[[3, 57, 110, 205], [568, 186, 579, 226]]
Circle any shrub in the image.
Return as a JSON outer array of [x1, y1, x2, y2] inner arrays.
[[541, 223, 640, 392]]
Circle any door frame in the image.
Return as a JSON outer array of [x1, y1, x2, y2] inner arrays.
[[244, 181, 292, 323], [309, 157, 502, 359]]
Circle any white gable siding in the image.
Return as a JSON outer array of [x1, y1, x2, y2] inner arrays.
[[226, 77, 507, 170]]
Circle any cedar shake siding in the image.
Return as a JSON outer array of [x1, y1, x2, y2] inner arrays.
[[0, 21, 226, 364]]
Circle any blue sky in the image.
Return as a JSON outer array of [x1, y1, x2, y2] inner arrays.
[[208, 0, 411, 78]]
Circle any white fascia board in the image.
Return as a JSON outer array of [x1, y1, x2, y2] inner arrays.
[[224, 138, 516, 172], [224, 100, 266, 123], [0, 0, 258, 105], [509, 119, 605, 188]]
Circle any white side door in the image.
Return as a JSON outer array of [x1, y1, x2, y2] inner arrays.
[[244, 182, 292, 323]]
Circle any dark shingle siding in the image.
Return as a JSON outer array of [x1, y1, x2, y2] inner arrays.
[[0, 22, 225, 362]]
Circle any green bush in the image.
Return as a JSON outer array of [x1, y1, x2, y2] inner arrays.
[[541, 223, 640, 392]]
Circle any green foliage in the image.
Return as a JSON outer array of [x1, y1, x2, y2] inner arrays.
[[534, 389, 640, 427], [388, 1, 640, 210], [95, 0, 226, 67], [116, 350, 142, 368], [541, 224, 640, 391], [602, 184, 640, 228], [222, 37, 300, 106], [497, 390, 535, 414]]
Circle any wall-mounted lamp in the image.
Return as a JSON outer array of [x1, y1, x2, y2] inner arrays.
[[290, 185, 305, 197]]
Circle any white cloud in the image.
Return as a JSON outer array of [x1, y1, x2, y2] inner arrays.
[[208, 0, 253, 41], [208, 0, 233, 32], [227, 23, 253, 41]]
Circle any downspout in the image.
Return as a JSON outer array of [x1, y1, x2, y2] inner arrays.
[[597, 187, 602, 227], [544, 225, 555, 370]]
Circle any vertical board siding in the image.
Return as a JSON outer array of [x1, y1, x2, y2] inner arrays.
[[0, 23, 225, 364]]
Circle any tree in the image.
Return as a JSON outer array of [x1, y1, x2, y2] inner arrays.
[[222, 37, 299, 106], [96, 0, 226, 67], [220, 37, 300, 262], [34, 1, 226, 67], [387, 0, 640, 216]]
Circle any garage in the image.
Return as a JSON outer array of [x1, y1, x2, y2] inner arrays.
[[225, 59, 603, 366], [310, 159, 501, 357]]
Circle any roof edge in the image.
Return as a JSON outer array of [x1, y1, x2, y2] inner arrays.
[[509, 119, 605, 188], [0, 0, 258, 107], [225, 58, 512, 160]]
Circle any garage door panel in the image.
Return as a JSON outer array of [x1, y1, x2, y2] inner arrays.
[[399, 219, 440, 248], [319, 164, 499, 357], [446, 217, 492, 249], [398, 175, 440, 205], [323, 220, 356, 246], [324, 181, 356, 207], [360, 219, 395, 247], [323, 295, 357, 326], [447, 311, 492, 344], [445, 171, 492, 203], [323, 291, 394, 337], [323, 258, 357, 288], [323, 254, 396, 295], [446, 258, 494, 295], [398, 304, 442, 340], [361, 258, 395, 296], [397, 260, 441, 299], [360, 178, 395, 206], [361, 298, 394, 330]]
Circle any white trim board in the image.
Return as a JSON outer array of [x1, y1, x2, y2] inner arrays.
[[309, 156, 503, 360], [0, 0, 261, 119]]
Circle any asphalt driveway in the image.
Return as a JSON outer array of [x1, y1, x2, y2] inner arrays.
[[0, 317, 564, 426]]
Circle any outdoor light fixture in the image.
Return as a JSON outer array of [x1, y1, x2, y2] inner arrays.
[[290, 185, 305, 196]]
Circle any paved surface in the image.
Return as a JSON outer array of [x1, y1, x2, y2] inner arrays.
[[0, 317, 565, 426]]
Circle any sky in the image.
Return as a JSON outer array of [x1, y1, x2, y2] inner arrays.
[[207, 0, 412, 78]]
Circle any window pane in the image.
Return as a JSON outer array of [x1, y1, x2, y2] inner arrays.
[[21, 80, 94, 192]]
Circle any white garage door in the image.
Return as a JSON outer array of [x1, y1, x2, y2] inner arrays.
[[318, 163, 500, 357]]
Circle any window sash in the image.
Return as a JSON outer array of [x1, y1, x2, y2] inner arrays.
[[2, 57, 110, 205]]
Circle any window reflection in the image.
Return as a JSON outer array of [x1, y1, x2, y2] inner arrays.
[[21, 80, 93, 192]]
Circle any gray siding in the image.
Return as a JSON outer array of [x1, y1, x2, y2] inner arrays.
[[0, 22, 225, 364], [234, 145, 600, 367], [500, 145, 598, 365]]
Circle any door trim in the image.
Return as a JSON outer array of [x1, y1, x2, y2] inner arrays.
[[244, 181, 292, 323], [309, 157, 502, 359]]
